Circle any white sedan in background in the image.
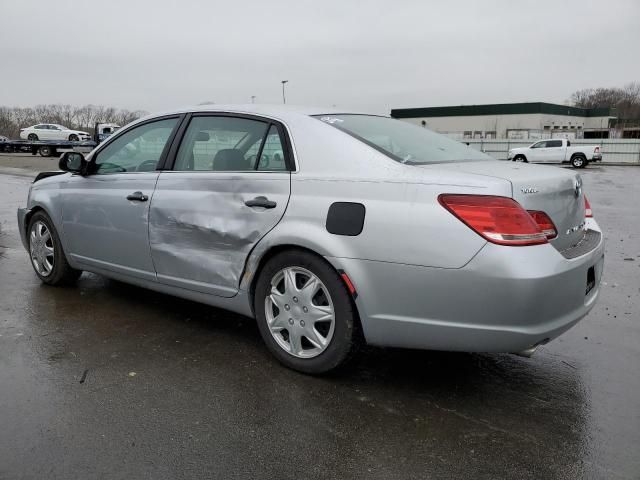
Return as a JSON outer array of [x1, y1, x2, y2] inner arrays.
[[20, 124, 91, 142]]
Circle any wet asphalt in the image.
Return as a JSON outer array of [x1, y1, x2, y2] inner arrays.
[[0, 164, 638, 479]]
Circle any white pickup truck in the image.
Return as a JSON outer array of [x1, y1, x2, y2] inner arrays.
[[507, 139, 602, 168]]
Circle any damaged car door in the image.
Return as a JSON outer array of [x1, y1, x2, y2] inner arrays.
[[149, 114, 292, 297]]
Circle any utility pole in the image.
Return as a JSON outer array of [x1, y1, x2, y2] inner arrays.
[[281, 80, 288, 104], [251, 95, 256, 104]]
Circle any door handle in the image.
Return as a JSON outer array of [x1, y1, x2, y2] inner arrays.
[[244, 196, 277, 209], [126, 191, 148, 202]]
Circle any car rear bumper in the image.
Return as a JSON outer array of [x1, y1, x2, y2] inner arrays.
[[327, 221, 604, 353], [17, 208, 29, 250]]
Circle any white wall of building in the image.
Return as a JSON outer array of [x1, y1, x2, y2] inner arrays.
[[401, 113, 612, 139]]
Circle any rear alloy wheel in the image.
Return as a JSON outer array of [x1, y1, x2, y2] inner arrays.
[[27, 133, 38, 141], [254, 250, 357, 374], [69, 134, 79, 141], [27, 211, 82, 285], [514, 155, 528, 163], [39, 146, 52, 157], [571, 155, 586, 168], [266, 266, 335, 358]]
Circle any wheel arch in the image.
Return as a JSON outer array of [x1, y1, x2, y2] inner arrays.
[[244, 242, 363, 337], [26, 190, 68, 251], [247, 243, 317, 304], [24, 205, 47, 236]]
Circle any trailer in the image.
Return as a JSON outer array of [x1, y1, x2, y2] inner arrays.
[[0, 123, 120, 157], [1, 139, 96, 157]]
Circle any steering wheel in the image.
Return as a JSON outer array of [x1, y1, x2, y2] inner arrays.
[[136, 160, 158, 172], [258, 154, 270, 169], [96, 162, 127, 173]]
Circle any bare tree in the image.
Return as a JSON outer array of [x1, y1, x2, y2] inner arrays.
[[569, 82, 640, 123], [0, 104, 148, 139]]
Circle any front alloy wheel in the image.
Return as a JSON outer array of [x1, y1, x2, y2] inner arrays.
[[30, 220, 54, 276], [27, 211, 82, 285]]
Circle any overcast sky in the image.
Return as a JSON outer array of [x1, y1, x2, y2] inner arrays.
[[1, 0, 638, 115]]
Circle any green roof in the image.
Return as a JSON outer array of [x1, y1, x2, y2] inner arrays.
[[391, 102, 612, 119]]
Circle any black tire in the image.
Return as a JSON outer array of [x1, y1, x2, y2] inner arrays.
[[254, 249, 358, 374], [27, 133, 38, 141], [571, 155, 587, 168], [514, 155, 528, 163], [39, 146, 52, 157], [27, 211, 82, 286], [69, 134, 79, 141]]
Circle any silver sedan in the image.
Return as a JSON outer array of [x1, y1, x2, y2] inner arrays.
[[17, 106, 604, 373]]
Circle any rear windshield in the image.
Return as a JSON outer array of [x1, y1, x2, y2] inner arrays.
[[315, 114, 491, 165]]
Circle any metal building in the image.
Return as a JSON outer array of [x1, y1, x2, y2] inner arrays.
[[390, 102, 615, 140]]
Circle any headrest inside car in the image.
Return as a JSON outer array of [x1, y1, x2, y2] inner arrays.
[[195, 131, 210, 142], [213, 149, 249, 171]]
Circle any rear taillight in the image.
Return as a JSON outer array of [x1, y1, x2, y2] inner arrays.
[[594, 146, 600, 154], [584, 195, 593, 218], [527, 211, 557, 239], [438, 194, 548, 246]]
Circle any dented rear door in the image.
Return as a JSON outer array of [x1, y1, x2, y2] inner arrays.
[[149, 171, 290, 297], [148, 113, 292, 298]]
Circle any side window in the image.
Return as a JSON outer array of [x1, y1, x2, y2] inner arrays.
[[547, 140, 562, 148], [532, 141, 546, 148], [257, 125, 287, 171], [35, 125, 46, 130], [94, 118, 179, 174], [174, 116, 270, 171]]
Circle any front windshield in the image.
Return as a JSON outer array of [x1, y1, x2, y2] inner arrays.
[[315, 114, 490, 164]]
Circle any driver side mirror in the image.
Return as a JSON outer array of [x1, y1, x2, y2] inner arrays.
[[59, 151, 87, 174]]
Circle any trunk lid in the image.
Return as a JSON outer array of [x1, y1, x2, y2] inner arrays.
[[422, 161, 586, 251]]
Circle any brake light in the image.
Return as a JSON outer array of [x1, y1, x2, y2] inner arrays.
[[438, 195, 547, 246], [594, 146, 600, 154], [527, 211, 557, 239], [584, 195, 593, 218]]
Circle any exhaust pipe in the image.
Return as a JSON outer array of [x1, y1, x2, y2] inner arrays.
[[513, 338, 550, 358], [514, 346, 538, 358]]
